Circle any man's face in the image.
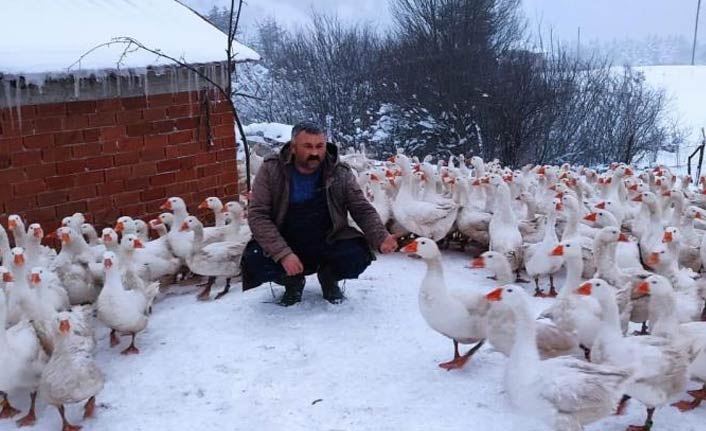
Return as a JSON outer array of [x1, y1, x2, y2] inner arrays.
[[291, 131, 326, 173]]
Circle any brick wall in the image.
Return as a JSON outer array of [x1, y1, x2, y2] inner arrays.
[[0, 91, 239, 235]]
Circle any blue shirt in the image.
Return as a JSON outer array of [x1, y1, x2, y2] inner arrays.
[[289, 166, 322, 203]]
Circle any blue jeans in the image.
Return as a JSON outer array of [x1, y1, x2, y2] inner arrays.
[[241, 237, 373, 289]]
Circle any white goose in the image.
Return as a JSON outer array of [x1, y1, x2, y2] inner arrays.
[[485, 285, 632, 431], [96, 251, 158, 354], [402, 238, 487, 370], [577, 278, 689, 431], [523, 202, 562, 297], [25, 223, 57, 268], [7, 215, 28, 249]]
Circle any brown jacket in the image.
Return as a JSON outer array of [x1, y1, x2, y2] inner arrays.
[[248, 142, 389, 262]]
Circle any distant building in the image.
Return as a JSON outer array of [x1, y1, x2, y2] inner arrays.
[[0, 0, 259, 231]]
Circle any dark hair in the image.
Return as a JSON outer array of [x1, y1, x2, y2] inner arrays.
[[291, 120, 325, 140]]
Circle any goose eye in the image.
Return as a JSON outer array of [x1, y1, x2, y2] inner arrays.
[[566, 244, 571, 248], [507, 288, 513, 292]]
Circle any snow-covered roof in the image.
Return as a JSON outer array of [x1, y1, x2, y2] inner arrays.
[[0, 0, 260, 76]]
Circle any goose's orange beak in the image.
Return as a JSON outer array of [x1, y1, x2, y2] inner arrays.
[[635, 281, 650, 296], [583, 213, 598, 222], [555, 202, 563, 211], [550, 245, 564, 256], [618, 233, 629, 242], [114, 222, 124, 233], [7, 219, 17, 230], [160, 200, 172, 210], [370, 174, 380, 181], [646, 252, 660, 267], [59, 319, 70, 334], [596, 202, 606, 209], [198, 200, 209, 209], [61, 232, 71, 243], [133, 239, 144, 249], [103, 234, 112, 242], [662, 231, 673, 243], [628, 184, 638, 191], [576, 282, 592, 296], [179, 222, 189, 232], [33, 228, 43, 238], [632, 195, 643, 202], [14, 254, 24, 266], [485, 288, 503, 302], [470, 257, 485, 268], [104, 258, 113, 269], [30, 273, 41, 284], [2, 272, 13, 282], [401, 241, 418, 253]]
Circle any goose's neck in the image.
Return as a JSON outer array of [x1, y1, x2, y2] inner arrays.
[[597, 293, 623, 338], [564, 255, 583, 290], [509, 299, 541, 367], [422, 258, 447, 293], [191, 224, 204, 253], [594, 240, 621, 280], [105, 267, 122, 290], [649, 293, 680, 338], [173, 208, 189, 226], [562, 207, 579, 240], [214, 211, 226, 227]]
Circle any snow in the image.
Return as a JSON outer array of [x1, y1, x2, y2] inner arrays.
[[242, 122, 293, 144], [3, 251, 705, 431], [638, 65, 706, 172], [0, 0, 260, 76]]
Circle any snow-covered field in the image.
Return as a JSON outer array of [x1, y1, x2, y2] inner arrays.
[[3, 251, 704, 431]]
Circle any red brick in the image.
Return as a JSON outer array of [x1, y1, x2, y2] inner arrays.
[[176, 117, 199, 130], [0, 137, 22, 153], [55, 130, 83, 147], [5, 197, 38, 212], [213, 137, 235, 149], [56, 159, 86, 175], [98, 180, 125, 195], [33, 117, 63, 134], [218, 112, 234, 125], [88, 112, 115, 127], [147, 93, 174, 107], [152, 120, 176, 134], [216, 149, 235, 161], [117, 137, 144, 152], [18, 105, 38, 120], [126, 122, 152, 137], [64, 115, 89, 130], [173, 92, 197, 104], [45, 175, 75, 190], [140, 187, 166, 202], [124, 177, 149, 191], [196, 152, 218, 165], [36, 103, 67, 116], [25, 207, 57, 223], [177, 142, 201, 157], [224, 184, 238, 195], [165, 145, 179, 158], [132, 162, 157, 177], [67, 101, 97, 115], [149, 172, 176, 187], [0, 155, 10, 169], [140, 147, 165, 162], [85, 156, 113, 170], [120, 203, 146, 218], [166, 181, 196, 196], [86, 196, 111, 212], [197, 175, 219, 191], [121, 97, 147, 110], [156, 158, 180, 172], [104, 166, 132, 181], [23, 133, 54, 149], [100, 126, 125, 141], [25, 163, 57, 180], [116, 110, 143, 124], [180, 168, 198, 181], [167, 105, 192, 118], [96, 99, 122, 112], [178, 156, 197, 169], [142, 108, 168, 121], [83, 128, 101, 143], [13, 179, 46, 197], [71, 143, 102, 159], [168, 130, 194, 146], [144, 134, 168, 147], [101, 141, 120, 154], [55, 201, 88, 217], [69, 185, 97, 200], [114, 151, 141, 166], [11, 150, 43, 167], [42, 147, 72, 163], [0, 167, 26, 183], [113, 191, 141, 207], [212, 100, 232, 114], [74, 171, 105, 184], [37, 190, 69, 206]]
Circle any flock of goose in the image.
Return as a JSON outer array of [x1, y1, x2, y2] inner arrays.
[[3, 146, 706, 431], [0, 196, 250, 430], [344, 150, 706, 431]]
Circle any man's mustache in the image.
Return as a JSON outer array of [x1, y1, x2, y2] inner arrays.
[[307, 155, 321, 161]]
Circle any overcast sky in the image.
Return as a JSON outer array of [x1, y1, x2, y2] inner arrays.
[[182, 0, 704, 44]]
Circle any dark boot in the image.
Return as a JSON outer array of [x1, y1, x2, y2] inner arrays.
[[278, 276, 305, 306], [318, 266, 345, 304]]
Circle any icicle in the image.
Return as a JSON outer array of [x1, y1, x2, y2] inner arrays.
[[116, 73, 122, 97], [15, 80, 22, 127], [144, 70, 149, 97], [73, 75, 80, 99], [3, 80, 15, 127], [188, 69, 194, 116]]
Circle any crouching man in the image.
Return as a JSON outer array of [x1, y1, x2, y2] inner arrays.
[[241, 121, 397, 305]]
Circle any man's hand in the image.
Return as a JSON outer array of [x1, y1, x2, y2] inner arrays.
[[379, 234, 398, 254], [281, 253, 304, 276]]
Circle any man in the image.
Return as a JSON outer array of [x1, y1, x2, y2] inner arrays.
[[242, 121, 398, 306]]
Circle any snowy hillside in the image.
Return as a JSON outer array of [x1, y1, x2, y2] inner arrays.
[[638, 65, 706, 170], [3, 252, 705, 431]]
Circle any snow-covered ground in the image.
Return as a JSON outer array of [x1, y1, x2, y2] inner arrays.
[[3, 251, 704, 431]]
